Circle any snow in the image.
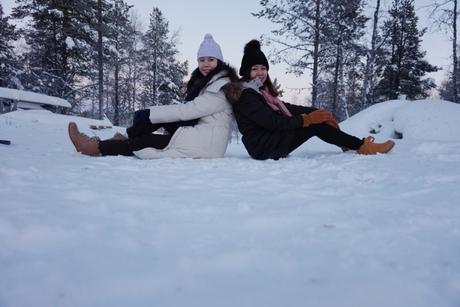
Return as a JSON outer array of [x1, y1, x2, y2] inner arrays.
[[48, 9, 64, 18], [1, 99, 460, 307], [65, 37, 75, 49], [107, 44, 121, 57], [0, 87, 71, 109], [339, 99, 460, 142]]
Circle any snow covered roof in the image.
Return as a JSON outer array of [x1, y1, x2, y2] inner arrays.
[[0, 87, 71, 108]]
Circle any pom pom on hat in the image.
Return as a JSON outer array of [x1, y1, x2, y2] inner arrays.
[[239, 39, 269, 77], [244, 40, 262, 54], [197, 33, 224, 62]]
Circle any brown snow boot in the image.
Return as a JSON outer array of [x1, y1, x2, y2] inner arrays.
[[357, 136, 395, 155], [68, 122, 101, 156]]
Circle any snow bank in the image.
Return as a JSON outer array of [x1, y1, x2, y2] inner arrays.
[[305, 98, 460, 153], [393, 100, 460, 141], [341, 99, 460, 142], [343, 100, 460, 141]]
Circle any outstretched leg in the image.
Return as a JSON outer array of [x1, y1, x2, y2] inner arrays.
[[288, 123, 394, 155], [98, 133, 172, 156], [69, 122, 173, 157], [288, 123, 363, 154], [127, 109, 196, 138]]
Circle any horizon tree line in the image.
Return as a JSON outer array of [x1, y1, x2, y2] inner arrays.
[[0, 0, 187, 126], [1, 0, 459, 123], [255, 0, 456, 120]]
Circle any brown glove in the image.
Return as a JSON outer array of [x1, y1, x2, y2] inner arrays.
[[325, 118, 340, 130], [301, 110, 334, 127]]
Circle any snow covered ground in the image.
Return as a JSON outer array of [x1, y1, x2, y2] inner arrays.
[[1, 99, 460, 307]]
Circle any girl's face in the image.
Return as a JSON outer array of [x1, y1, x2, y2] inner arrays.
[[198, 57, 218, 76], [249, 65, 268, 84]]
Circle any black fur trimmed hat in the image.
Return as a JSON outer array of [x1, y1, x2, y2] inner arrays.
[[239, 40, 269, 78]]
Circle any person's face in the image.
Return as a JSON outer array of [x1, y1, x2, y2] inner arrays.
[[198, 57, 218, 76], [249, 65, 268, 84]]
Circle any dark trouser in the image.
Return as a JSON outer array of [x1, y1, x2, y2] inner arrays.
[[127, 109, 196, 139], [99, 109, 195, 156], [288, 123, 363, 154], [99, 133, 172, 156], [126, 122, 182, 139]]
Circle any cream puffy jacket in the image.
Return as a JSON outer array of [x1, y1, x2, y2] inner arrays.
[[133, 72, 233, 159]]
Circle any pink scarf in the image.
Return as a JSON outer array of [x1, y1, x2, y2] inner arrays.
[[260, 89, 292, 117]]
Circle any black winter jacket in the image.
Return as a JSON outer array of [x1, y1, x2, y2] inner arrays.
[[233, 88, 317, 160]]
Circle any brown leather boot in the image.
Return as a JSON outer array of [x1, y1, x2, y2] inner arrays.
[[68, 122, 101, 156], [357, 136, 395, 155]]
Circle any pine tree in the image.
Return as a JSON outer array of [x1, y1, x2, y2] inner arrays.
[[0, 3, 21, 90], [12, 0, 95, 105], [317, 0, 368, 120], [375, 0, 438, 101], [430, 0, 459, 103], [254, 0, 325, 106], [103, 0, 135, 125], [255, 0, 367, 118], [345, 51, 366, 116], [439, 74, 459, 101], [362, 0, 382, 106], [96, 0, 105, 119], [139, 7, 187, 107], [123, 13, 143, 114]]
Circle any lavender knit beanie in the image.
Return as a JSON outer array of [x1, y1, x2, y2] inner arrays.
[[197, 33, 224, 62]]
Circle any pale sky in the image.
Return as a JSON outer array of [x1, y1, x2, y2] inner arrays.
[[1, 0, 452, 102]]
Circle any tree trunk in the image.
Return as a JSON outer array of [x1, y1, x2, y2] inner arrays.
[[332, 35, 343, 117], [97, 0, 104, 119], [453, 0, 458, 103], [114, 61, 120, 126], [395, 0, 405, 99], [311, 0, 321, 107], [339, 58, 347, 119], [363, 0, 380, 106], [133, 66, 137, 110], [153, 47, 158, 105], [61, 7, 70, 98]]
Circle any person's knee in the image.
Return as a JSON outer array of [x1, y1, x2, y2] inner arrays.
[[132, 109, 150, 126]]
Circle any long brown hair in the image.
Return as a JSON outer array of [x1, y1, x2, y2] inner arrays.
[[263, 74, 279, 97]]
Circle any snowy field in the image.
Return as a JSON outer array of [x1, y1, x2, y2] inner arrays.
[[1, 100, 460, 307]]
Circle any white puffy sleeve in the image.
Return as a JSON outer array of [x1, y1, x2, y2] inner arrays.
[[148, 78, 230, 123]]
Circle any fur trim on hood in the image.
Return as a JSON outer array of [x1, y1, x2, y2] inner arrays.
[[222, 81, 242, 104]]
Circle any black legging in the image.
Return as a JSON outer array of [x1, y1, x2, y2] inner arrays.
[[99, 133, 173, 156], [288, 123, 363, 154], [100, 112, 193, 156], [127, 109, 196, 139]]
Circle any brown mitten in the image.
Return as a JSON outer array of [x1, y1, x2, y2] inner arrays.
[[325, 118, 340, 130], [301, 110, 333, 127]]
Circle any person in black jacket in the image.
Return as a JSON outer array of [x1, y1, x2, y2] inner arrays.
[[232, 40, 395, 160]]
